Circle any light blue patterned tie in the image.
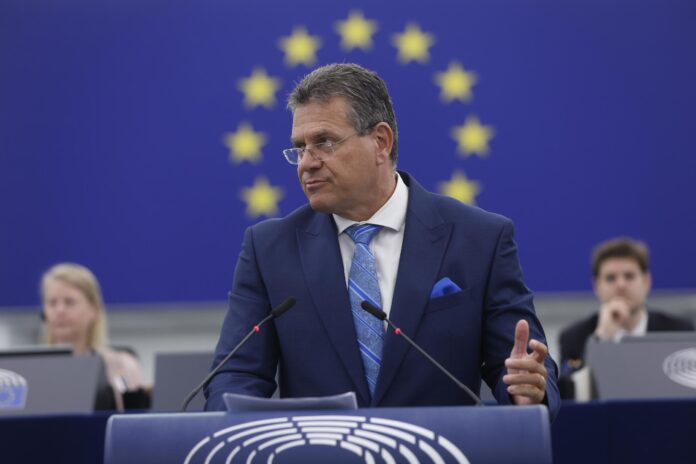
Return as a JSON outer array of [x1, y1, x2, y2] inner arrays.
[[345, 223, 384, 398]]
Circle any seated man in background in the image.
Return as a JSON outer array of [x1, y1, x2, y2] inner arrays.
[[41, 263, 150, 410], [558, 237, 694, 398]]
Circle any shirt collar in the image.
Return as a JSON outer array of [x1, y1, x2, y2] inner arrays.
[[333, 172, 408, 235], [614, 309, 649, 342], [630, 309, 649, 336]]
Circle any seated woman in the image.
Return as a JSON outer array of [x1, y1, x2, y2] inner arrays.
[[40, 262, 148, 410]]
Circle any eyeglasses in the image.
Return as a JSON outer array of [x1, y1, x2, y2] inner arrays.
[[282, 133, 359, 165]]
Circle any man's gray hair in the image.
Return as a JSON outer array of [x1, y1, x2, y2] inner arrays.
[[287, 63, 399, 164]]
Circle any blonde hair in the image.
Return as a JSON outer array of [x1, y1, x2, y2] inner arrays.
[[40, 263, 109, 351]]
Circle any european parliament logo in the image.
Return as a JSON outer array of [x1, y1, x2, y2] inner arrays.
[[221, 10, 494, 221], [662, 348, 696, 390], [183, 414, 470, 463], [0, 369, 28, 410]]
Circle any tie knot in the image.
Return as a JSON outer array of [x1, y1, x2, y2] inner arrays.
[[345, 224, 382, 245]]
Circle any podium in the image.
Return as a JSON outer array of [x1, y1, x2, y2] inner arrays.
[[104, 405, 551, 463]]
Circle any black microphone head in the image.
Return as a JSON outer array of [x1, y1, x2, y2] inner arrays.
[[271, 297, 296, 318], [360, 301, 386, 320]]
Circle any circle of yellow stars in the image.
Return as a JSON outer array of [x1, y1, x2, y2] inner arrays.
[[227, 10, 495, 217]]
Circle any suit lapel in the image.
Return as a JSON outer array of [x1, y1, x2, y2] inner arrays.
[[372, 174, 452, 405], [297, 212, 371, 404]]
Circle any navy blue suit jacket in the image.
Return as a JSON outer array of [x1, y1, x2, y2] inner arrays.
[[205, 172, 560, 421]]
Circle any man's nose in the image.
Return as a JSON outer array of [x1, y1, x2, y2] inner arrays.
[[614, 276, 629, 290], [298, 150, 322, 169]]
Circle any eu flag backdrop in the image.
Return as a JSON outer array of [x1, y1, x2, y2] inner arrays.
[[1, 0, 695, 308]]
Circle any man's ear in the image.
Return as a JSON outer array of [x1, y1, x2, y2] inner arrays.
[[371, 122, 393, 165]]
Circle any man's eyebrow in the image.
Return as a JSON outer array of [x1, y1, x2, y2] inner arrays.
[[308, 130, 333, 142], [291, 130, 333, 147]]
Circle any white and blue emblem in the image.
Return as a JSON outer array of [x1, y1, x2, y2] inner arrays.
[[0, 368, 28, 410], [184, 414, 470, 463], [662, 348, 696, 390]]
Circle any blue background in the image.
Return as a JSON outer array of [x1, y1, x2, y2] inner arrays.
[[1, 0, 695, 307]]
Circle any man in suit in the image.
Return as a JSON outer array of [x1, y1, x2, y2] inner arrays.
[[559, 237, 694, 397], [205, 63, 560, 421]]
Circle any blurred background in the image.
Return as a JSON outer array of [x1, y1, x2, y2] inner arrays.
[[1, 0, 695, 384]]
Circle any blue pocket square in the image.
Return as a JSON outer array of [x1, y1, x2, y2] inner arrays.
[[430, 277, 462, 299]]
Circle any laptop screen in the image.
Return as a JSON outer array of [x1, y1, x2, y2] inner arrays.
[[587, 333, 696, 399], [151, 352, 213, 412], [0, 354, 102, 416]]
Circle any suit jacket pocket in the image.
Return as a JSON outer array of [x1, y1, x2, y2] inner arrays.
[[425, 288, 471, 313]]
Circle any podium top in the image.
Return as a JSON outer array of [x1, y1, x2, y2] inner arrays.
[[105, 405, 551, 464]]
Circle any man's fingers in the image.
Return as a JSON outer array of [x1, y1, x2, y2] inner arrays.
[[529, 339, 548, 364], [510, 319, 529, 358], [507, 384, 545, 402], [505, 357, 547, 376], [503, 372, 546, 390], [505, 335, 549, 406], [606, 299, 630, 322]]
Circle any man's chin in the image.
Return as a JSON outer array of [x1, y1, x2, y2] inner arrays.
[[307, 196, 332, 213]]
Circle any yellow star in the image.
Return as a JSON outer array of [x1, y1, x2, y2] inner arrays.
[[451, 116, 495, 157], [434, 61, 478, 103], [238, 68, 281, 109], [223, 123, 267, 164], [392, 23, 435, 64], [279, 26, 322, 67], [240, 176, 284, 218], [335, 10, 378, 51], [439, 171, 481, 205]]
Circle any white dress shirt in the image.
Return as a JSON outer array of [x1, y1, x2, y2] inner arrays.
[[333, 173, 409, 319], [612, 309, 648, 342]]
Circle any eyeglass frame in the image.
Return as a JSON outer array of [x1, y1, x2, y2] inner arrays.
[[282, 132, 362, 165]]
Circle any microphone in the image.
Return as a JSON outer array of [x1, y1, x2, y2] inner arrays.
[[180, 297, 296, 412], [360, 300, 484, 406]]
